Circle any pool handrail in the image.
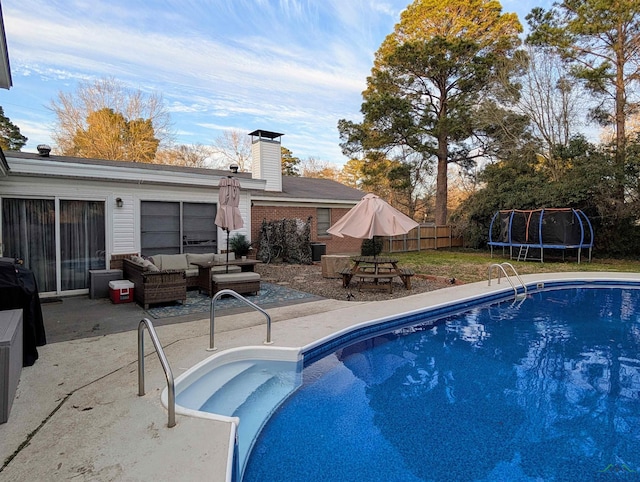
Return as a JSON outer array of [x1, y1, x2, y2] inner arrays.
[[488, 262, 527, 299], [138, 318, 176, 428], [208, 289, 273, 351]]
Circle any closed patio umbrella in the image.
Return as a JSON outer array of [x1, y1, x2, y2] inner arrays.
[[327, 193, 418, 240], [215, 176, 243, 272]]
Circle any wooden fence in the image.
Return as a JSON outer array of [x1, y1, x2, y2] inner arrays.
[[383, 224, 463, 253]]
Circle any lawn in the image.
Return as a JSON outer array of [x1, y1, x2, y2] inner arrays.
[[392, 248, 640, 284]]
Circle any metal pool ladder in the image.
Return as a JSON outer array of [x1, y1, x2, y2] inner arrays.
[[138, 318, 176, 428], [208, 289, 273, 351], [488, 262, 527, 299]]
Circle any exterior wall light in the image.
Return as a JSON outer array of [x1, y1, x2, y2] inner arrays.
[[115, 197, 123, 208]]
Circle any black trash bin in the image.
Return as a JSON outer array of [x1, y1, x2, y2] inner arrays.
[[310, 243, 326, 262]]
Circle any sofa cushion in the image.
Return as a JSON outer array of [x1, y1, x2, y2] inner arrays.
[[129, 255, 145, 266], [185, 267, 199, 278], [211, 272, 260, 282], [187, 253, 215, 266], [142, 259, 159, 272], [152, 254, 189, 271]]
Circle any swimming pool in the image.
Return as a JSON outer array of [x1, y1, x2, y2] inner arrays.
[[169, 278, 640, 481], [244, 285, 640, 481]]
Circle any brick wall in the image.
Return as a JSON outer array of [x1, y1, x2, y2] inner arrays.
[[110, 253, 136, 270], [251, 205, 362, 255]]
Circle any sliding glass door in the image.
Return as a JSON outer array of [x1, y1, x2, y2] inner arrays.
[[60, 200, 106, 290], [2, 198, 105, 293], [2, 198, 56, 292]]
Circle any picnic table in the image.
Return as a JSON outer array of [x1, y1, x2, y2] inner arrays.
[[339, 256, 414, 293]]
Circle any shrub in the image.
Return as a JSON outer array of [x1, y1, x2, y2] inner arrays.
[[229, 233, 251, 257], [361, 237, 383, 256]]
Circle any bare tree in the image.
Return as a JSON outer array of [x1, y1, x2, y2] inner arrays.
[[299, 157, 342, 180], [211, 129, 252, 171], [49, 77, 173, 162], [518, 47, 585, 150], [155, 144, 213, 168]]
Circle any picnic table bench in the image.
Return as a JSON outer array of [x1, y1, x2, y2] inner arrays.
[[354, 271, 395, 293], [339, 267, 354, 288], [398, 267, 415, 289], [338, 264, 415, 291]]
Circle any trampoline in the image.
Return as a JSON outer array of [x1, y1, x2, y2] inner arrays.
[[488, 208, 594, 263]]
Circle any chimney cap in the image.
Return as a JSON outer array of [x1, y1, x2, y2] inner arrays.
[[248, 130, 284, 140], [37, 144, 52, 157]]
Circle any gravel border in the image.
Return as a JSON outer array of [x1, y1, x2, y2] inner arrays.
[[255, 262, 454, 303]]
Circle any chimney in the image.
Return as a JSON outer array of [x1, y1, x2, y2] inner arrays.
[[36, 144, 51, 157], [249, 130, 283, 192]]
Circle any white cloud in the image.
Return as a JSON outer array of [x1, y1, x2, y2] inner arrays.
[[0, 0, 447, 162]]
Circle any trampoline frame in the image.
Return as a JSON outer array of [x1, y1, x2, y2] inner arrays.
[[488, 208, 594, 263]]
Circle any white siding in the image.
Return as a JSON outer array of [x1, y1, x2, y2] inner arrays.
[[251, 139, 282, 192], [0, 175, 252, 259]]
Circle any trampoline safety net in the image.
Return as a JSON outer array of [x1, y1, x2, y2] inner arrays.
[[488, 208, 594, 263]]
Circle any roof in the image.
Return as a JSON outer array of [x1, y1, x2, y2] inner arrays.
[[0, 5, 11, 89], [0, 148, 8, 176], [5, 150, 249, 179], [252, 176, 364, 202], [4, 151, 365, 202]]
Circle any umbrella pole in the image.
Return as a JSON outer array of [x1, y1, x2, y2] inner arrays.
[[226, 229, 230, 273]]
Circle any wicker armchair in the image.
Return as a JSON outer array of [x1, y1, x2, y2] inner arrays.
[[123, 258, 187, 309]]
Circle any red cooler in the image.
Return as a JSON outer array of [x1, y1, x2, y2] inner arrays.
[[109, 280, 134, 304]]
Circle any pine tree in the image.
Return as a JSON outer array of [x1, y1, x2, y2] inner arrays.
[[0, 106, 28, 151]]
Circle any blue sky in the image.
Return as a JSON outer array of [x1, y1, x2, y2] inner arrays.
[[0, 0, 551, 166]]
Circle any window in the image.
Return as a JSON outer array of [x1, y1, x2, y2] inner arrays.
[[317, 208, 330, 236], [141, 201, 180, 255], [182, 203, 217, 252], [141, 201, 217, 256]]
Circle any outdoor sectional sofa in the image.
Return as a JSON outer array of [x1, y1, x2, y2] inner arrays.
[[122, 252, 247, 309]]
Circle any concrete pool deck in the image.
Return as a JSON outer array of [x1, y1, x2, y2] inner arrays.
[[1, 272, 639, 481]]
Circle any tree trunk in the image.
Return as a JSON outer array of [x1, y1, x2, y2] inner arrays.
[[435, 137, 448, 225], [614, 26, 627, 208]]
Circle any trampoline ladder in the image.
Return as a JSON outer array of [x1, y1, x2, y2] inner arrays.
[[488, 262, 527, 300], [517, 245, 529, 261]]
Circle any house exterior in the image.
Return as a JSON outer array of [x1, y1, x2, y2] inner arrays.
[[250, 176, 365, 255], [247, 130, 364, 256], [0, 3, 11, 90], [0, 133, 364, 297]]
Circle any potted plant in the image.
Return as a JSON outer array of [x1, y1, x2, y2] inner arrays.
[[229, 233, 251, 259]]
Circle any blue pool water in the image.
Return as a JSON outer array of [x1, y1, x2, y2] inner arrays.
[[243, 287, 640, 481]]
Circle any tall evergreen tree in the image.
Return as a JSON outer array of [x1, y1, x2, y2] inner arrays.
[[338, 0, 523, 224], [281, 147, 301, 176], [0, 107, 28, 151]]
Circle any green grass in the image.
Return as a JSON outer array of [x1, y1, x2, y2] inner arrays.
[[390, 248, 640, 284]]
